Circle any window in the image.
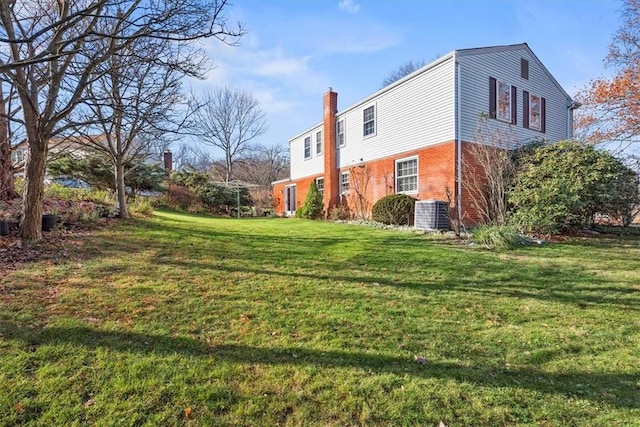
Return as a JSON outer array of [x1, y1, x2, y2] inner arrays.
[[523, 90, 546, 133], [316, 131, 323, 155], [521, 58, 529, 80], [337, 119, 345, 147], [11, 149, 25, 164], [304, 136, 311, 159], [340, 172, 350, 194], [396, 157, 418, 193], [316, 177, 324, 197], [363, 105, 375, 137], [489, 77, 517, 124]]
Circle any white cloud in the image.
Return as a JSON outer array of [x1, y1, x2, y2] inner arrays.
[[338, 0, 360, 14]]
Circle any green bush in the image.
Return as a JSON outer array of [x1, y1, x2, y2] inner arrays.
[[472, 225, 530, 250], [371, 194, 416, 225], [509, 140, 640, 234], [298, 181, 323, 219]]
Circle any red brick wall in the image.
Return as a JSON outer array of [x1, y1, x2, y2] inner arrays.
[[274, 140, 489, 226]]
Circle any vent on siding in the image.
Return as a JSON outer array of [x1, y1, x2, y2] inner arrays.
[[414, 200, 450, 231]]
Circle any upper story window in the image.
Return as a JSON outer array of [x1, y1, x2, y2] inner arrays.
[[489, 77, 517, 125], [363, 105, 375, 137], [304, 136, 311, 159], [316, 177, 324, 197], [315, 131, 323, 155], [337, 119, 345, 148], [523, 90, 546, 133], [340, 172, 350, 194], [396, 157, 418, 194]]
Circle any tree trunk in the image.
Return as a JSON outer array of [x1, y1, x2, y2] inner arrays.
[[0, 85, 18, 201], [115, 159, 130, 219], [20, 141, 47, 241]]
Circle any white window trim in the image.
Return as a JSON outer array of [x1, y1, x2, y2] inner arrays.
[[496, 80, 512, 124], [395, 156, 418, 195], [316, 130, 323, 155], [529, 92, 542, 131], [316, 176, 324, 196], [340, 171, 350, 194], [304, 136, 312, 160], [363, 104, 376, 138], [337, 119, 346, 148]]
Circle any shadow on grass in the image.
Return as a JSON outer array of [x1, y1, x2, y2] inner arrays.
[[2, 322, 638, 410]]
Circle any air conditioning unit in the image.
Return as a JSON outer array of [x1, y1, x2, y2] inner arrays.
[[414, 200, 450, 230]]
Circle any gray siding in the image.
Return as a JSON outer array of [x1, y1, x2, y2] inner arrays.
[[337, 56, 456, 168], [457, 46, 572, 145]]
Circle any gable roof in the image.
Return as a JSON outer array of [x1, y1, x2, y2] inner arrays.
[[289, 43, 575, 141], [455, 42, 573, 102]]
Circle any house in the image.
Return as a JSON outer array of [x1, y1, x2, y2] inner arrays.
[[272, 43, 579, 225], [12, 134, 172, 174]]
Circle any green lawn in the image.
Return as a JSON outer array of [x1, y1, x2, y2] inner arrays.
[[1, 211, 639, 426]]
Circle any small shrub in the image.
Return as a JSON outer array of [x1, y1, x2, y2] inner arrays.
[[328, 204, 350, 220], [472, 225, 530, 250], [371, 194, 416, 225], [162, 183, 201, 212], [298, 181, 323, 219], [131, 198, 155, 217]]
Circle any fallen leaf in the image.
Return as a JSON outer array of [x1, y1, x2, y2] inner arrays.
[[185, 407, 193, 419], [14, 402, 24, 415], [84, 398, 96, 408]]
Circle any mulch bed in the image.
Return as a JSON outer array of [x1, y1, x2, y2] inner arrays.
[[0, 230, 74, 277]]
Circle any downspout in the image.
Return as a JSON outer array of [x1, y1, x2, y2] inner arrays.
[[456, 60, 462, 223]]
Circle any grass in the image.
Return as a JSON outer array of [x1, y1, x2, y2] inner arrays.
[[1, 210, 639, 426]]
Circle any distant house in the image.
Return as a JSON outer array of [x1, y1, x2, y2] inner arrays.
[[12, 134, 171, 174], [273, 43, 579, 225]]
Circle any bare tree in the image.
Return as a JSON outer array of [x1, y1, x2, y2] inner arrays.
[[191, 87, 267, 183], [380, 59, 427, 88], [0, 0, 243, 241], [232, 143, 289, 215], [75, 36, 185, 219], [0, 80, 21, 200], [346, 164, 372, 220], [462, 115, 520, 226], [172, 143, 216, 172]]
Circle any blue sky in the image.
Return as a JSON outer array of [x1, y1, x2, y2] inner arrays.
[[189, 0, 622, 155]]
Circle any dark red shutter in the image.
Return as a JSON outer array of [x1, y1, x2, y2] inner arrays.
[[489, 77, 496, 119], [523, 90, 529, 129], [541, 97, 546, 133], [511, 86, 517, 125]]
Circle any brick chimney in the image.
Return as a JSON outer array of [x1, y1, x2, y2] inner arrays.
[[323, 88, 339, 212], [163, 150, 172, 175]]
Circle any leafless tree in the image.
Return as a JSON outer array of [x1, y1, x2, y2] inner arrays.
[[380, 59, 427, 88], [74, 36, 185, 219], [191, 87, 267, 183], [232, 143, 289, 215], [172, 143, 216, 172], [346, 164, 372, 220], [462, 116, 520, 226], [0, 0, 243, 241], [0, 80, 21, 200]]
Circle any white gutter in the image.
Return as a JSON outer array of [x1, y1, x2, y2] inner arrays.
[[456, 60, 462, 223]]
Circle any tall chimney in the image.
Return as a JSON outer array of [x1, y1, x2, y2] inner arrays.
[[323, 88, 339, 212], [163, 150, 173, 175]]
